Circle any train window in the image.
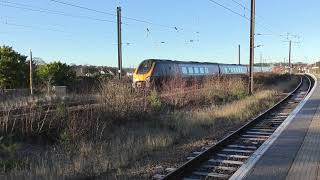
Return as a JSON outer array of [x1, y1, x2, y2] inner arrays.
[[137, 60, 153, 74], [200, 67, 205, 74], [205, 67, 209, 74], [188, 67, 194, 74], [194, 67, 199, 74], [224, 67, 228, 73], [182, 67, 187, 74]]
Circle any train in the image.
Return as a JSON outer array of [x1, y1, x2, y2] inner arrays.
[[132, 59, 272, 88]]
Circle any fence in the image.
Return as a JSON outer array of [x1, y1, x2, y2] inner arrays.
[[0, 88, 30, 101]]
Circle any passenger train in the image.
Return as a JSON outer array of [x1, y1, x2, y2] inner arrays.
[[132, 59, 272, 88]]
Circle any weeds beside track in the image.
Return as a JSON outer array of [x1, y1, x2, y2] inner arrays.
[[0, 74, 300, 179]]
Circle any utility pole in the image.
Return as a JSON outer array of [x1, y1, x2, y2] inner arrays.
[[117, 6, 122, 80], [238, 44, 241, 65], [249, 0, 255, 95], [289, 40, 292, 74], [29, 48, 33, 95]]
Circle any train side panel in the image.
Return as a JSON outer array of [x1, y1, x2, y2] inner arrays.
[[177, 63, 219, 77], [133, 59, 273, 89], [219, 64, 248, 75]]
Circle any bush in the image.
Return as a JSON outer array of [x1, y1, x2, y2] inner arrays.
[[148, 90, 163, 112], [0, 136, 24, 172]]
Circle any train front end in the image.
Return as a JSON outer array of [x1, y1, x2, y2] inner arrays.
[[132, 59, 155, 89]]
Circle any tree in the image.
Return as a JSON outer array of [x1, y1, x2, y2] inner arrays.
[[0, 46, 28, 89], [36, 61, 76, 91]]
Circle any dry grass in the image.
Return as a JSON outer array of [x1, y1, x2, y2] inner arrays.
[[98, 80, 147, 124], [0, 74, 300, 179], [161, 90, 277, 139], [161, 76, 247, 108]]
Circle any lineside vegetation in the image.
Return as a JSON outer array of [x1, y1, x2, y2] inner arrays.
[[0, 74, 299, 179]]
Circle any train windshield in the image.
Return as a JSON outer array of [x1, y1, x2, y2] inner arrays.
[[137, 60, 153, 74]]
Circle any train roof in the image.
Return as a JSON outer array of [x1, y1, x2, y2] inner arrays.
[[146, 59, 247, 66], [145, 59, 216, 64], [143, 59, 271, 67]]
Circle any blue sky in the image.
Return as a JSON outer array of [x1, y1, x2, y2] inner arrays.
[[0, 0, 319, 67]]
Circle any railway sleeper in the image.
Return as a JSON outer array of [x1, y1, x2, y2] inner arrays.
[[245, 131, 273, 135], [241, 134, 270, 138], [288, 101, 299, 104], [153, 174, 166, 180], [264, 118, 285, 121], [192, 171, 229, 179], [272, 120, 284, 122], [201, 164, 238, 171], [271, 114, 289, 117], [216, 153, 249, 159], [240, 137, 267, 141], [270, 122, 283, 125], [270, 113, 289, 116], [253, 125, 277, 128], [227, 144, 257, 149], [217, 150, 255, 157], [221, 148, 254, 154], [250, 128, 275, 132]]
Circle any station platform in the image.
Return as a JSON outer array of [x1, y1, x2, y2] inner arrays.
[[241, 76, 320, 180]]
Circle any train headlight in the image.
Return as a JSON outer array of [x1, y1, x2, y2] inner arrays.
[[146, 76, 151, 82], [133, 78, 138, 83]]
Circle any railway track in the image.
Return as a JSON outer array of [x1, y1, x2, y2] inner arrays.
[[154, 74, 314, 180], [0, 95, 99, 116], [0, 84, 214, 119]]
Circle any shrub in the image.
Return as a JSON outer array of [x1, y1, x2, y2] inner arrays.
[[0, 136, 24, 172], [148, 90, 163, 112]]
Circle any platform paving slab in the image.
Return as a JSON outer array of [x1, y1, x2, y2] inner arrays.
[[243, 78, 320, 180]]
